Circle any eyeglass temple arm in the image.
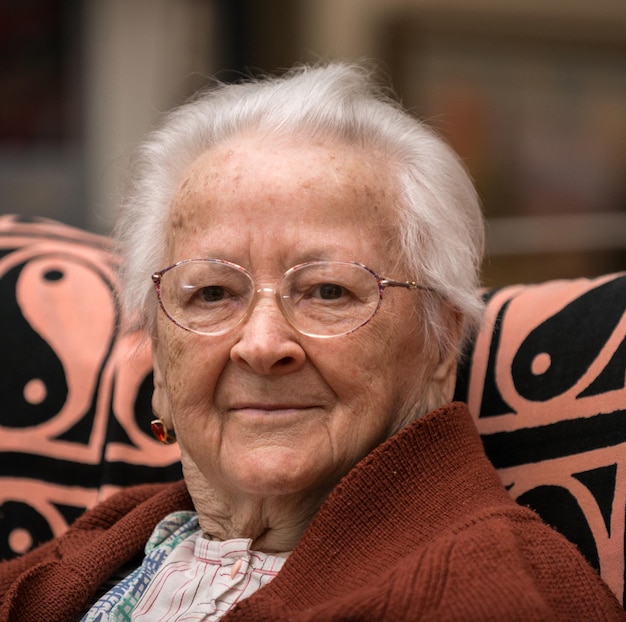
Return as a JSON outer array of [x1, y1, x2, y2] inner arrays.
[[380, 278, 434, 292]]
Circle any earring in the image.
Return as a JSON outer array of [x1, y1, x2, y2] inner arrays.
[[151, 417, 177, 444]]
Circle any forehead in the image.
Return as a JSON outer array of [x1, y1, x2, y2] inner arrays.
[[166, 134, 401, 264]]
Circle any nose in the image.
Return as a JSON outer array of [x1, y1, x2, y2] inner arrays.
[[229, 290, 306, 375]]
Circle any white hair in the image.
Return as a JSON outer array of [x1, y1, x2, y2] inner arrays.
[[115, 62, 484, 359]]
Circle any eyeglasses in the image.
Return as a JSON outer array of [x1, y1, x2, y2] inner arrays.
[[151, 259, 430, 338]]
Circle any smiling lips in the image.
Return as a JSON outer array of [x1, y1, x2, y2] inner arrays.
[[229, 403, 320, 415]]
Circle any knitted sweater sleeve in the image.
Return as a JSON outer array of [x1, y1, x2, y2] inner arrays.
[[398, 510, 624, 622], [0, 539, 61, 603], [0, 481, 191, 622]]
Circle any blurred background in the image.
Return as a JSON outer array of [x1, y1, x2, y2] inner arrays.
[[1, 0, 625, 286]]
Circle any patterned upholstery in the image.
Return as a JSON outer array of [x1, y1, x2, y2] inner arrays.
[[454, 273, 626, 604], [0, 215, 181, 560], [1, 214, 625, 606]]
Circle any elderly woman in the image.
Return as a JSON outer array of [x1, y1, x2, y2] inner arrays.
[[1, 63, 624, 621]]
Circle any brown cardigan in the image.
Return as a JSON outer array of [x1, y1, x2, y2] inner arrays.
[[1, 403, 624, 621]]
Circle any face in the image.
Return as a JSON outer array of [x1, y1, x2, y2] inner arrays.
[[152, 134, 447, 502]]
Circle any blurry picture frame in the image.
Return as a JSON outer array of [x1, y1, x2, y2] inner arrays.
[[384, 11, 626, 284]]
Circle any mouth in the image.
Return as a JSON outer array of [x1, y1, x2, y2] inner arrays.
[[230, 403, 318, 412], [227, 403, 322, 419], [222, 398, 327, 431]]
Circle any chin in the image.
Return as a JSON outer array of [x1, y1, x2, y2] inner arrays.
[[231, 455, 336, 499]]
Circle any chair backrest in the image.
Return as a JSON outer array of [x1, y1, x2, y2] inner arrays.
[[1, 214, 625, 606], [0, 215, 181, 561], [454, 273, 626, 604]]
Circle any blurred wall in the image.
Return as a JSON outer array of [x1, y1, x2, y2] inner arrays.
[[299, 0, 626, 58], [82, 0, 218, 232]]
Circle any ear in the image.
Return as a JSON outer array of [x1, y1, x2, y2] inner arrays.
[[151, 337, 173, 428], [425, 308, 464, 410]]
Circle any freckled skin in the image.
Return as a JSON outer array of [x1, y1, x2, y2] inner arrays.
[[151, 133, 456, 551]]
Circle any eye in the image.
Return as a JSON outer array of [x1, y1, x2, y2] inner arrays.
[[199, 285, 228, 302], [316, 283, 346, 300]]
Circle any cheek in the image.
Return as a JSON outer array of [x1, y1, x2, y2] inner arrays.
[[322, 324, 418, 418], [350, 316, 433, 421], [157, 324, 226, 416]]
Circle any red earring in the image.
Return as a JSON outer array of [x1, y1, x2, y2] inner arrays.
[[151, 418, 177, 444]]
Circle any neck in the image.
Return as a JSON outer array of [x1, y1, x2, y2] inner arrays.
[[182, 462, 330, 552]]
